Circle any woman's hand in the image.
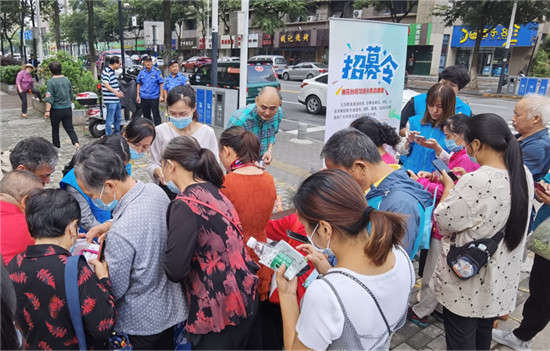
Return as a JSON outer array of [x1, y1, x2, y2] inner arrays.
[[418, 171, 434, 181], [439, 170, 455, 189], [276, 265, 298, 296], [85, 221, 112, 243], [535, 182, 550, 205], [89, 259, 109, 280], [406, 131, 419, 144], [451, 167, 467, 177], [297, 244, 332, 275], [416, 138, 444, 156]]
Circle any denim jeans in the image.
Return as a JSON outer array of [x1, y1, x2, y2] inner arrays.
[[105, 102, 122, 135]]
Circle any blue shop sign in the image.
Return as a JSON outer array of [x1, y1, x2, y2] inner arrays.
[[451, 23, 538, 48]]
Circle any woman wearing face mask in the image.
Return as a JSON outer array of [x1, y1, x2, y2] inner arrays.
[[431, 113, 533, 350], [406, 114, 479, 328], [218, 126, 279, 349], [402, 83, 456, 173], [16, 63, 42, 118], [74, 144, 187, 349], [276, 169, 414, 351], [60, 135, 131, 233], [122, 117, 156, 171], [147, 85, 218, 199], [162, 136, 259, 350], [6, 189, 116, 350]]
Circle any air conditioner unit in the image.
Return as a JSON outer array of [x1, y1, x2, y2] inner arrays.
[[307, 15, 316, 22], [353, 10, 363, 18], [314, 14, 321, 21]]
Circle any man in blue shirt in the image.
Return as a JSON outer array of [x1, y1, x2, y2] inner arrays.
[[137, 56, 164, 126], [162, 60, 188, 101], [512, 94, 550, 181]]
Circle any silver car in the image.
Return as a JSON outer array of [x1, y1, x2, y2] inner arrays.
[[282, 62, 328, 81]]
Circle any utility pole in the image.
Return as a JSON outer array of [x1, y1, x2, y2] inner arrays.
[[238, 0, 249, 108], [36, 0, 44, 63], [118, 0, 126, 79], [152, 25, 157, 58], [497, 0, 517, 94], [211, 0, 218, 87]]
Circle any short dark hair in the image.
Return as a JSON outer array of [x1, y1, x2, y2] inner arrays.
[[9, 137, 58, 171], [109, 56, 121, 65], [0, 170, 42, 202], [350, 117, 400, 148], [438, 65, 471, 90], [167, 85, 199, 121], [74, 144, 128, 192], [219, 126, 260, 163], [48, 61, 62, 75], [321, 128, 382, 168], [25, 189, 81, 239], [442, 113, 470, 136], [123, 118, 156, 144]]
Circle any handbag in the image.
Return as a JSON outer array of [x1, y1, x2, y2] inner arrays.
[[64, 255, 132, 351], [527, 216, 550, 260], [446, 228, 504, 281]]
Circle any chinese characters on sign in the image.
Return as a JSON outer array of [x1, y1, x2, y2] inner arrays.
[[279, 30, 312, 47], [341, 46, 400, 85], [451, 23, 538, 48]]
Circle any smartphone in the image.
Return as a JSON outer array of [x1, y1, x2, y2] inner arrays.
[[98, 241, 106, 262], [535, 183, 550, 195], [432, 158, 458, 182], [415, 135, 426, 141], [286, 230, 309, 244]]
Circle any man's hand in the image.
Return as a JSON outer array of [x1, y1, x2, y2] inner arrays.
[[115, 90, 124, 98], [86, 221, 112, 243], [159, 96, 165, 103], [136, 95, 141, 104], [262, 150, 273, 165]]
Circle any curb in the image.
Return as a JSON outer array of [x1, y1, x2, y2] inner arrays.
[[481, 93, 523, 100]]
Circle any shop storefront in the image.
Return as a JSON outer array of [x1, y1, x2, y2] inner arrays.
[[450, 23, 538, 76], [406, 23, 433, 76], [273, 29, 329, 64]]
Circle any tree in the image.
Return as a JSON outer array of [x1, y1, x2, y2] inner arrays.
[[127, 0, 163, 51], [86, 0, 97, 78], [163, 0, 171, 76], [353, 0, 418, 23], [250, 0, 308, 36], [0, 0, 21, 55], [60, 11, 88, 47], [52, 0, 61, 50], [433, 0, 550, 89], [531, 38, 550, 77]]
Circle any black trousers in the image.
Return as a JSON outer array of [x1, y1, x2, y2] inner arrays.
[[128, 326, 174, 350], [245, 300, 284, 350], [18, 87, 42, 114], [514, 254, 550, 341], [443, 307, 494, 350], [141, 98, 161, 126], [50, 107, 79, 148]]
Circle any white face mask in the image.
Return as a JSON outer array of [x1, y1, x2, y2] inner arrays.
[[307, 223, 335, 257]]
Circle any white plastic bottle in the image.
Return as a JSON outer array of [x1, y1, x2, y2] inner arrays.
[[247, 237, 308, 280]]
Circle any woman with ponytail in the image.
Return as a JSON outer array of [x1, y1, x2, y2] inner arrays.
[[276, 169, 414, 351], [350, 116, 401, 164], [431, 113, 534, 350], [219, 126, 280, 349], [162, 136, 260, 350]]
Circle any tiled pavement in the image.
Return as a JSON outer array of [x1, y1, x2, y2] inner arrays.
[[1, 91, 548, 350]]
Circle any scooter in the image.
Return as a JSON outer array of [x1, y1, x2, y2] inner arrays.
[[76, 89, 108, 138]]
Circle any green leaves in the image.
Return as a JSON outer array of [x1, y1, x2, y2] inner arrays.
[[250, 0, 309, 35]]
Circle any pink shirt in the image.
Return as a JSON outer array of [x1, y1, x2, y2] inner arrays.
[[15, 70, 34, 92], [381, 152, 397, 165]]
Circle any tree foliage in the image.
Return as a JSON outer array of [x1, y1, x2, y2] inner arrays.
[[250, 0, 309, 35], [433, 0, 550, 89], [353, 0, 418, 23], [532, 38, 550, 77]]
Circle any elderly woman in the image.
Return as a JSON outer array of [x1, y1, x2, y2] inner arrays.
[[6, 189, 116, 350], [74, 144, 187, 350], [16, 63, 42, 118]]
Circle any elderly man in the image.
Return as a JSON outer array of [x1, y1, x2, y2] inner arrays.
[[137, 55, 164, 126], [322, 128, 432, 257], [0, 170, 43, 264], [512, 94, 550, 181], [227, 86, 283, 165], [9, 137, 58, 185]]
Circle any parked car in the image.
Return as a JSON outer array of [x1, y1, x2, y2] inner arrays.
[[298, 73, 419, 114], [182, 56, 212, 72], [282, 62, 328, 81], [249, 55, 288, 77], [96, 50, 135, 78], [189, 61, 280, 104], [218, 56, 240, 62]]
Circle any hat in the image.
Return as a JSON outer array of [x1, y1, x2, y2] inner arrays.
[[142, 55, 152, 61], [24, 63, 34, 70], [168, 59, 179, 66]]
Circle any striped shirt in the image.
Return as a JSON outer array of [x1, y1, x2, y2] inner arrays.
[[101, 66, 120, 104], [227, 103, 282, 157]]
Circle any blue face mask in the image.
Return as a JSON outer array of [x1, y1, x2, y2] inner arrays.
[[444, 138, 463, 153], [170, 116, 192, 129], [129, 147, 144, 160], [166, 180, 180, 194], [308, 223, 335, 257], [92, 184, 119, 212]]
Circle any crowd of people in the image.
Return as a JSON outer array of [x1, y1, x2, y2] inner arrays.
[[1, 61, 550, 351]]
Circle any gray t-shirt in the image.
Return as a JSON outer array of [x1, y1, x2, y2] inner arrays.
[[45, 76, 73, 109]]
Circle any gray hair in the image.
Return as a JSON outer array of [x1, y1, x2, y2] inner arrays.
[[0, 170, 43, 202], [9, 137, 58, 171], [73, 144, 128, 192], [523, 94, 550, 125], [321, 128, 382, 168]]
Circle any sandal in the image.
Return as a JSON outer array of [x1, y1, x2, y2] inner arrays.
[[20, 113, 27, 118]]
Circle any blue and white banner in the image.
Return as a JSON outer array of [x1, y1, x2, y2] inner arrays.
[[325, 19, 408, 142]]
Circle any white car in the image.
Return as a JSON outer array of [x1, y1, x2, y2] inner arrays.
[[298, 73, 419, 114]]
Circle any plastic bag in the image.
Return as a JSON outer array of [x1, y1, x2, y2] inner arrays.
[[527, 216, 550, 260]]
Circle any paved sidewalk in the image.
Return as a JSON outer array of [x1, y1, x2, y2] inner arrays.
[[0, 92, 548, 350]]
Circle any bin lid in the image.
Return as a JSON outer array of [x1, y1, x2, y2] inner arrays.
[[76, 92, 98, 99]]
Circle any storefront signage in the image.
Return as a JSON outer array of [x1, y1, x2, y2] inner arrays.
[[451, 23, 538, 48], [325, 19, 407, 141], [279, 30, 312, 47], [408, 23, 432, 46], [220, 34, 259, 49], [180, 39, 195, 49]]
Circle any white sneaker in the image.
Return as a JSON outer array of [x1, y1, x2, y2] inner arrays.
[[492, 329, 531, 351]]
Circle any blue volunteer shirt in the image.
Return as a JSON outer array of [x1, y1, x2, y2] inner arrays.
[[102, 66, 120, 104], [137, 66, 163, 99], [163, 72, 188, 93]]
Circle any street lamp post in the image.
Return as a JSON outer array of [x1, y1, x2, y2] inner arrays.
[[118, 0, 126, 79], [497, 0, 518, 94], [238, 0, 249, 108], [212, 0, 218, 87]]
